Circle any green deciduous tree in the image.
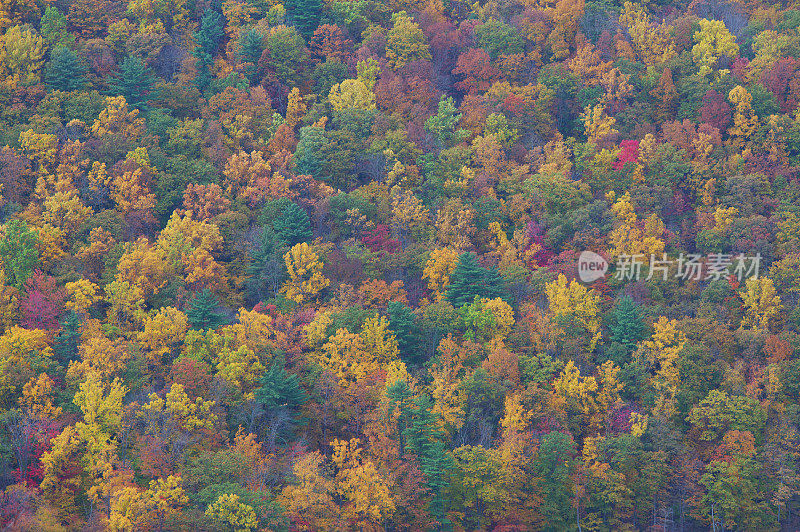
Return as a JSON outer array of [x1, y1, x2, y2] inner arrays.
[[0, 219, 39, 289], [534, 431, 577, 532]]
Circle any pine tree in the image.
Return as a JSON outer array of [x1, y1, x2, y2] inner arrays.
[[273, 202, 312, 245], [446, 252, 509, 308], [255, 358, 307, 450], [108, 56, 158, 110], [388, 301, 421, 364], [239, 28, 265, 82], [53, 310, 82, 366], [44, 47, 87, 92], [186, 289, 229, 330], [608, 295, 647, 353], [193, 8, 225, 90], [294, 125, 326, 179], [403, 394, 455, 524], [284, 0, 322, 37], [245, 227, 287, 303], [255, 360, 308, 409]]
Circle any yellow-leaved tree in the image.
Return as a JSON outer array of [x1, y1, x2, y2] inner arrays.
[[609, 192, 665, 259], [281, 242, 330, 304], [582, 104, 617, 145], [728, 85, 758, 148], [423, 247, 459, 299], [331, 438, 396, 525], [692, 18, 739, 78], [546, 273, 601, 351], [635, 317, 686, 418], [740, 277, 782, 331]]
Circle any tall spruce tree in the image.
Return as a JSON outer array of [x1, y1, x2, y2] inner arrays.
[[403, 394, 455, 525], [53, 311, 82, 366], [186, 289, 229, 330], [193, 7, 225, 90], [45, 48, 87, 92], [273, 202, 312, 245], [388, 301, 422, 364], [108, 56, 158, 110], [609, 295, 647, 352], [446, 252, 509, 307], [284, 0, 322, 36]]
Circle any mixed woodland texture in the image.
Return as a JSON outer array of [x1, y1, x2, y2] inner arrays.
[[4, 0, 800, 529]]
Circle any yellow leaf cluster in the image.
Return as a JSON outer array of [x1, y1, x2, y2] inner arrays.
[[281, 242, 330, 304], [423, 247, 459, 298], [545, 273, 601, 350]]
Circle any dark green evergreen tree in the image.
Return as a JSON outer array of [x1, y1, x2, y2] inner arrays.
[[446, 252, 509, 307], [53, 311, 82, 366], [385, 379, 414, 456], [45, 47, 87, 92], [255, 358, 308, 450], [239, 28, 265, 83], [284, 0, 322, 36], [108, 56, 158, 110], [255, 360, 308, 409], [245, 226, 287, 304], [608, 295, 647, 353], [186, 289, 229, 330], [294, 125, 326, 179], [403, 394, 455, 525], [193, 8, 225, 90], [388, 301, 422, 364], [273, 202, 312, 245]]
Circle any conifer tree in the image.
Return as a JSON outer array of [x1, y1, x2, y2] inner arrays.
[[403, 394, 454, 524], [44, 47, 86, 92], [273, 202, 312, 245], [53, 310, 82, 366], [388, 301, 421, 364], [108, 56, 158, 110], [446, 252, 509, 307], [608, 295, 647, 353], [186, 289, 229, 330], [284, 0, 322, 37], [193, 7, 225, 90]]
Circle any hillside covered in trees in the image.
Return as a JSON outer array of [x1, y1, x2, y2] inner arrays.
[[2, 0, 800, 529]]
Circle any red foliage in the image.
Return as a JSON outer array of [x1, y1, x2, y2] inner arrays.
[[21, 271, 65, 330], [699, 89, 732, 132], [361, 224, 400, 253], [613, 139, 639, 170], [453, 48, 501, 94], [168, 358, 212, 399], [761, 57, 798, 112]]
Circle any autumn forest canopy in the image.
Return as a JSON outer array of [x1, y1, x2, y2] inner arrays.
[[3, 0, 800, 529]]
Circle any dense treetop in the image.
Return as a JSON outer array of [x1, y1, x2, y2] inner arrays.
[[1, 0, 800, 529]]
